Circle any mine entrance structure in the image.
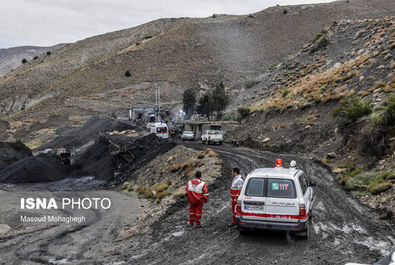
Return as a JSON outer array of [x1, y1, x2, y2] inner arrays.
[[129, 107, 155, 124], [56, 148, 71, 165]]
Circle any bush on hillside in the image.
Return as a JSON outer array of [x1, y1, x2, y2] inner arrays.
[[310, 33, 330, 54], [238, 106, 251, 119], [21, 58, 27, 64], [343, 170, 394, 195], [125, 70, 131, 77], [373, 95, 395, 127], [46, 51, 51, 55], [333, 96, 372, 132]]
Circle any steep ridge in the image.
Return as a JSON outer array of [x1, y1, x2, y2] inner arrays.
[[0, 0, 394, 142]]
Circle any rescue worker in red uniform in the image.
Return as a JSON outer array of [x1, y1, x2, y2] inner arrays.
[[230, 168, 244, 225], [185, 171, 209, 227]]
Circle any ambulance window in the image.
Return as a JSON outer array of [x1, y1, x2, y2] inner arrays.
[[156, 127, 167, 133], [267, 179, 296, 198], [299, 174, 307, 195], [245, 178, 265, 197]]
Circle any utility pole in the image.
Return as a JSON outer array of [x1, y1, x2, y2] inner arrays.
[[155, 83, 161, 121]]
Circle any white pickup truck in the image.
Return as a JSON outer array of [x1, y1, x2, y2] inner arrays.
[[201, 130, 223, 145]]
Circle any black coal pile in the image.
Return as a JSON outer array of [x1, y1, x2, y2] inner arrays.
[[0, 142, 32, 171], [72, 136, 114, 181], [37, 116, 137, 151], [0, 154, 67, 183], [73, 134, 176, 184], [113, 134, 176, 184]]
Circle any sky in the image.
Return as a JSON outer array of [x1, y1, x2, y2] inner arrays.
[[0, 0, 335, 49]]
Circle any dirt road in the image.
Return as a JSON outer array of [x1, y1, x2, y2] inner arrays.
[[113, 143, 394, 265], [0, 144, 393, 264], [0, 178, 141, 265]]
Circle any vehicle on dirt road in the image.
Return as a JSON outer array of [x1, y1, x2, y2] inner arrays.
[[150, 122, 169, 139], [201, 130, 223, 145], [235, 159, 315, 239], [181, 131, 195, 141]]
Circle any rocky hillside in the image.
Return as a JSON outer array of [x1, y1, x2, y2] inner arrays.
[[226, 16, 395, 216], [0, 0, 394, 143], [227, 16, 394, 160], [0, 44, 66, 77]]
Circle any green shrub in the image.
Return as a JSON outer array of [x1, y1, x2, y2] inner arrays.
[[15, 138, 22, 144], [127, 184, 134, 192], [333, 96, 373, 132], [368, 181, 392, 195], [143, 35, 153, 39], [238, 106, 251, 119], [382, 171, 395, 181], [223, 114, 232, 121], [21, 59, 27, 64], [345, 171, 376, 191], [310, 34, 330, 54], [143, 187, 154, 199], [46, 51, 51, 55], [343, 170, 394, 195], [282, 89, 290, 98], [374, 95, 395, 127], [125, 70, 131, 77]]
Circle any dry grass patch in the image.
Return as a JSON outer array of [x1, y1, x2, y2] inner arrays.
[[251, 55, 369, 112], [207, 150, 218, 157], [215, 159, 223, 165], [196, 160, 205, 167]]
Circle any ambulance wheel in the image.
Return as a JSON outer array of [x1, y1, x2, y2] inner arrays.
[[296, 221, 311, 240]]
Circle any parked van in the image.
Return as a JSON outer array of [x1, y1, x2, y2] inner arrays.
[[150, 122, 169, 139]]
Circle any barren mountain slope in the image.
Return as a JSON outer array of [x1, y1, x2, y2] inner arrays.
[[0, 0, 394, 142], [0, 44, 67, 77], [226, 16, 394, 162]]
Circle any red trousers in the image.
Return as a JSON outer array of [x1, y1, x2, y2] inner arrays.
[[231, 189, 241, 225], [189, 203, 203, 225], [231, 197, 237, 225]]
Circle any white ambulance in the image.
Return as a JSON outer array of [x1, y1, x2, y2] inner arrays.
[[235, 159, 315, 239], [150, 122, 169, 139]]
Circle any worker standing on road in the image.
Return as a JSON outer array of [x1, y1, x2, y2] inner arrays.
[[230, 168, 244, 226], [185, 171, 209, 227]]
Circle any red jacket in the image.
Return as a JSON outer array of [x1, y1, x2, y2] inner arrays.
[[185, 178, 209, 204]]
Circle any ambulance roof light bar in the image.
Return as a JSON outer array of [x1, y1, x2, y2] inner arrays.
[[275, 159, 282, 168]]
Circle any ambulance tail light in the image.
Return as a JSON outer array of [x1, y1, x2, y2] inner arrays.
[[275, 159, 282, 168], [236, 203, 242, 213], [299, 203, 306, 217]]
